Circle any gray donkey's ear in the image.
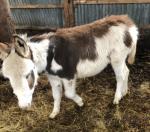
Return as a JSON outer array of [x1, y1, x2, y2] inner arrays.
[[13, 34, 29, 58]]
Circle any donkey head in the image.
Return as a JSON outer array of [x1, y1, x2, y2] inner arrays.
[[1, 35, 38, 109]]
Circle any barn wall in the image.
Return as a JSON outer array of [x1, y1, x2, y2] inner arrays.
[[75, 3, 150, 27], [9, 0, 64, 29], [10, 8, 64, 29], [9, 0, 150, 29]]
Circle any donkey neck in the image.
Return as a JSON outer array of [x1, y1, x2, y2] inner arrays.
[[29, 39, 50, 73]]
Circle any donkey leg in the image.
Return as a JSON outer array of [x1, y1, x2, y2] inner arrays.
[[111, 60, 129, 104], [121, 64, 129, 97], [48, 76, 62, 118], [63, 78, 84, 107]]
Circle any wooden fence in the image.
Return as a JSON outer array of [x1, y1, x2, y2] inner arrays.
[[9, 0, 150, 29]]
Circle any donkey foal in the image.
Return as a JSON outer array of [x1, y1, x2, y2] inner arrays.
[[1, 15, 138, 118]]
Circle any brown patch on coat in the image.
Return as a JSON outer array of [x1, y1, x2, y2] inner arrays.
[[30, 35, 48, 42], [30, 32, 55, 42], [124, 31, 132, 47], [47, 31, 98, 79], [46, 15, 136, 79], [92, 21, 118, 37], [56, 15, 135, 38]]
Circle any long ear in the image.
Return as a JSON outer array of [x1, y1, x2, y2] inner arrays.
[[13, 34, 29, 58], [19, 33, 28, 41], [0, 43, 11, 60]]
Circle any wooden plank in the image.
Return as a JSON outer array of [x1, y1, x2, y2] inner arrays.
[[74, 0, 150, 4], [10, 4, 63, 9], [64, 0, 75, 27], [64, 0, 70, 27]]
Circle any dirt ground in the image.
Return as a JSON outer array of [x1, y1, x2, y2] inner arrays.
[[0, 48, 149, 132]]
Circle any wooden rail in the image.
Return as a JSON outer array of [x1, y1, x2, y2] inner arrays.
[[10, 4, 63, 9]]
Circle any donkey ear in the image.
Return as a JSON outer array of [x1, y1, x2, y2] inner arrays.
[[13, 34, 29, 58]]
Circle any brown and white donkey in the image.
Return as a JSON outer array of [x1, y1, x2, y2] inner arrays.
[[0, 15, 138, 118]]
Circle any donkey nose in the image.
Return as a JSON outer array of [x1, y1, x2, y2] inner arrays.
[[19, 103, 31, 110]]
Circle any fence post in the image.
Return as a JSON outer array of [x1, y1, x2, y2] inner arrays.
[[64, 0, 75, 27]]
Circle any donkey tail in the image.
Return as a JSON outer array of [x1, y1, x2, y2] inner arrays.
[[127, 26, 139, 64], [128, 44, 137, 64]]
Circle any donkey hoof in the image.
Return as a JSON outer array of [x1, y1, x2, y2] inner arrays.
[[78, 101, 84, 107], [76, 98, 84, 107], [122, 89, 128, 97], [113, 98, 120, 105], [49, 112, 59, 119]]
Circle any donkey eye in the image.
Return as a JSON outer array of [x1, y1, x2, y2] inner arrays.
[[26, 70, 35, 89]]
